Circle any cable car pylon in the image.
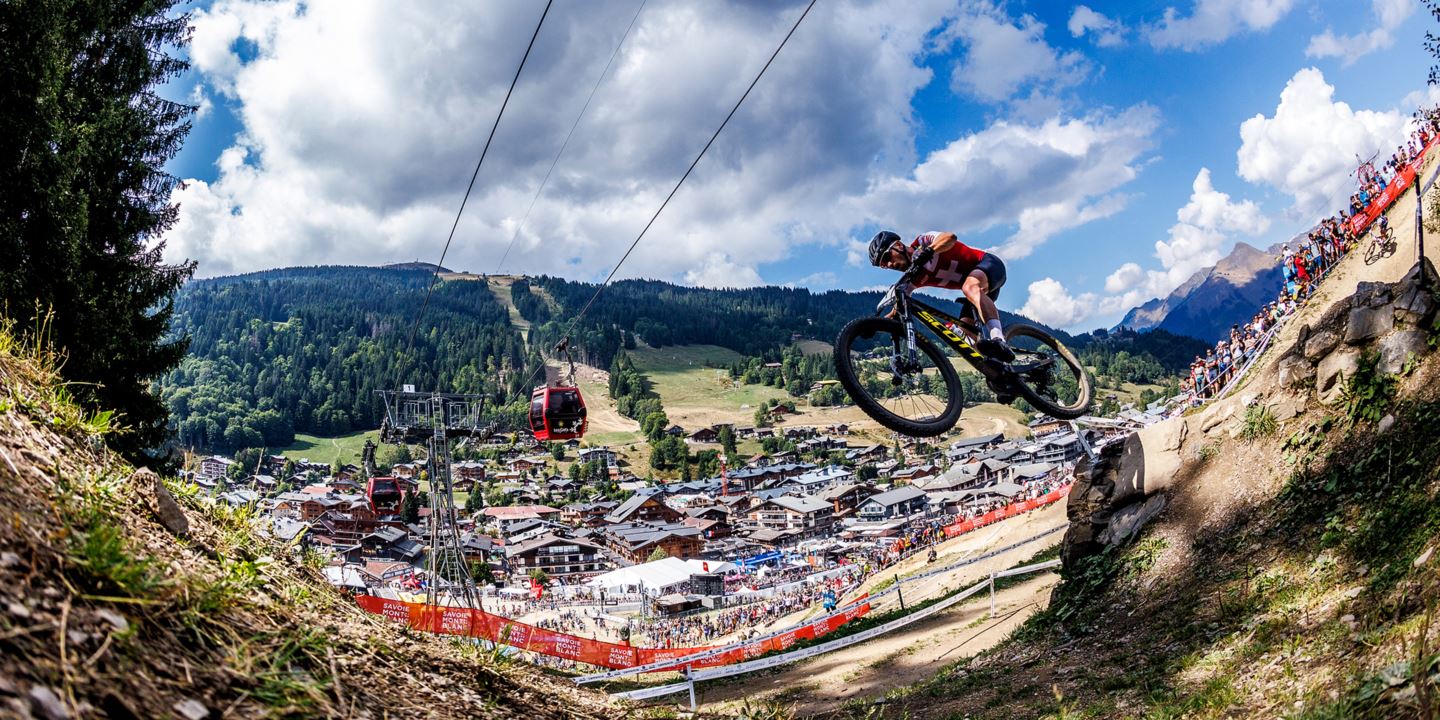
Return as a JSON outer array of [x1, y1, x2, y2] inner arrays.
[[378, 388, 492, 612]]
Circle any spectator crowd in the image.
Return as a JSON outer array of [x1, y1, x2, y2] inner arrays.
[[1182, 106, 1440, 404]]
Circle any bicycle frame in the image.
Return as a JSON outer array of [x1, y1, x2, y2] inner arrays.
[[883, 290, 1012, 387]]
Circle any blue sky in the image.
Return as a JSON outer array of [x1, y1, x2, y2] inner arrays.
[[159, 0, 1437, 331]]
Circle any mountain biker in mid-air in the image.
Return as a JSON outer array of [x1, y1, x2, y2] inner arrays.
[[868, 230, 1015, 362]]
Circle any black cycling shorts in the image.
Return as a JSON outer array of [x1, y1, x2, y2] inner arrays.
[[956, 253, 1006, 322], [974, 252, 1006, 301]]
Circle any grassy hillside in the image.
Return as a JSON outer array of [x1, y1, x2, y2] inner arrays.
[[277, 430, 379, 467], [629, 344, 791, 429], [0, 318, 608, 719]]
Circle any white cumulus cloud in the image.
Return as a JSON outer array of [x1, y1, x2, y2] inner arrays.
[[1305, 0, 1414, 66], [1018, 277, 1098, 329], [856, 106, 1159, 260], [1146, 0, 1295, 51], [163, 0, 966, 283], [1068, 6, 1127, 47], [1236, 67, 1410, 216], [1026, 167, 1268, 330], [1103, 262, 1144, 294], [943, 2, 1090, 108]]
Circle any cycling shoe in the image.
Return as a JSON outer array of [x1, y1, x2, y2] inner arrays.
[[977, 337, 1016, 363]]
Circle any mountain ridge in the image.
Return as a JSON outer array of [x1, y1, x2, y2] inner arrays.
[[1115, 240, 1290, 343]]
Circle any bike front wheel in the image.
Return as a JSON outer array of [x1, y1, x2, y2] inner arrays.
[[1004, 324, 1093, 420], [833, 317, 964, 437], [1364, 238, 1385, 265]]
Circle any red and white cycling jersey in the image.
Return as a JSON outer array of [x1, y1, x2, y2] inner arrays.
[[904, 232, 986, 291]]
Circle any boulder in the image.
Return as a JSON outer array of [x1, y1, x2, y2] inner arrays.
[[1302, 328, 1342, 360], [134, 467, 188, 537], [1158, 418, 1189, 452], [1378, 328, 1428, 374], [1345, 303, 1395, 345], [1199, 398, 1237, 434], [1393, 283, 1436, 326], [1277, 354, 1315, 388], [1269, 395, 1305, 422], [1316, 348, 1361, 405], [1062, 416, 1186, 567], [1354, 281, 1393, 309]]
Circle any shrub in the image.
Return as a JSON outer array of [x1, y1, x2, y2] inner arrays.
[[1337, 351, 1396, 426], [1240, 404, 1277, 441]]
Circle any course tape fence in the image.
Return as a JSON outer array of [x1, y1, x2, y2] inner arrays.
[[352, 486, 1071, 677], [574, 518, 1069, 683], [613, 558, 1064, 705], [354, 591, 872, 672]]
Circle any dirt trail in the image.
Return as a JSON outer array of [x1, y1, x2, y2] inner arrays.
[[701, 575, 1057, 715], [692, 503, 1068, 714], [484, 275, 532, 344], [567, 361, 640, 438]]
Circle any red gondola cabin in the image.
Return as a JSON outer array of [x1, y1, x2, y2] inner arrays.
[[529, 386, 587, 441], [366, 476, 405, 514]]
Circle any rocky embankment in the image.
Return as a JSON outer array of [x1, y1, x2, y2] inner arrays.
[[1063, 259, 1438, 568]]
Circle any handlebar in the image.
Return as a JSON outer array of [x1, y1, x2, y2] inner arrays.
[[899, 246, 933, 284], [877, 247, 934, 315]]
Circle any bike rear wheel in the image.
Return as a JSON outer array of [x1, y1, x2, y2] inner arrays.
[[1004, 324, 1092, 420], [833, 317, 964, 437], [1364, 237, 1384, 265]]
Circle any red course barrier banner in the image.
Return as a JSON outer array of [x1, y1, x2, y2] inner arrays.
[[354, 591, 872, 672], [942, 483, 1072, 538], [1348, 134, 1439, 236]]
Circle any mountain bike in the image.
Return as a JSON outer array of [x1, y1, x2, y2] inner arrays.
[[833, 252, 1093, 437], [1363, 222, 1396, 265]]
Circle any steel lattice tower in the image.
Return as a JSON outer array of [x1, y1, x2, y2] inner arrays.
[[379, 390, 491, 611]]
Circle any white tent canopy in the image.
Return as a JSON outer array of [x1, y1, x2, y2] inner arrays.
[[587, 557, 697, 595], [684, 559, 737, 576]]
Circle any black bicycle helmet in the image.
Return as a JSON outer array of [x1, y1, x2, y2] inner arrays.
[[868, 230, 902, 266]]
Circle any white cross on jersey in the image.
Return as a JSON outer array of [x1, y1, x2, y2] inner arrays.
[[928, 258, 971, 288]]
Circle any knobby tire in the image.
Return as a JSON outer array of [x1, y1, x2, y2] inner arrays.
[[833, 317, 964, 437], [1004, 324, 1093, 420]]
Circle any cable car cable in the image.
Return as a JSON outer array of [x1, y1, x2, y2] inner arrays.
[[396, 0, 554, 389], [496, 0, 648, 275], [518, 0, 817, 403], [557, 0, 817, 341]]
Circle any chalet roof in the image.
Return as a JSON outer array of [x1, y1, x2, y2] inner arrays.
[[985, 446, 1028, 462], [461, 533, 503, 553], [479, 505, 560, 521], [818, 483, 872, 502], [974, 481, 1026, 498], [605, 493, 669, 524], [502, 518, 553, 536], [766, 496, 831, 514], [267, 518, 308, 542], [685, 505, 729, 519], [363, 526, 407, 544], [951, 433, 1004, 449], [751, 487, 793, 502], [747, 527, 796, 543], [504, 533, 604, 558], [863, 485, 927, 507], [605, 521, 701, 549], [363, 560, 414, 579], [1009, 461, 1058, 479], [684, 518, 725, 533], [1039, 432, 1080, 448]]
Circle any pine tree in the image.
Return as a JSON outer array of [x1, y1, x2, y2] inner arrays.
[[0, 0, 197, 463]]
